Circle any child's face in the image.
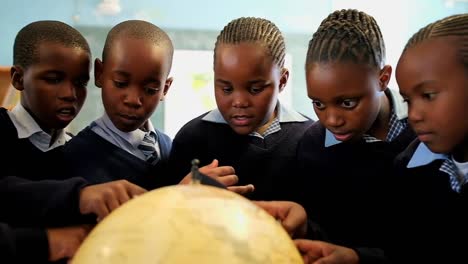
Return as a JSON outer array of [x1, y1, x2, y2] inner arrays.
[[306, 62, 387, 142], [397, 37, 468, 157], [12, 42, 90, 132], [214, 43, 287, 135], [95, 37, 172, 132]]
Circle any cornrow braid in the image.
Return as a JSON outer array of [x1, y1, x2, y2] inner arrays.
[[13, 20, 90, 69], [215, 17, 286, 68], [404, 13, 468, 68], [103, 20, 174, 64], [306, 9, 386, 69]]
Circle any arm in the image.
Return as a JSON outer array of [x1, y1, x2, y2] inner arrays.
[[0, 176, 88, 225], [0, 223, 48, 263], [0, 176, 147, 224]]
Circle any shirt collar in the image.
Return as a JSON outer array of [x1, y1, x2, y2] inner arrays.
[[202, 101, 309, 124], [98, 113, 155, 148], [407, 142, 448, 168], [8, 103, 70, 142]]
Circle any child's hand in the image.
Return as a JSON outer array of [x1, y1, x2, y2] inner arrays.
[[47, 224, 93, 261], [200, 159, 255, 195], [294, 240, 359, 264], [253, 201, 307, 238], [79, 180, 147, 221]]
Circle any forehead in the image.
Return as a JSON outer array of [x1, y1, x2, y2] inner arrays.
[[396, 37, 462, 89], [33, 41, 90, 69], [306, 62, 379, 98], [107, 37, 171, 70], [214, 42, 277, 75]]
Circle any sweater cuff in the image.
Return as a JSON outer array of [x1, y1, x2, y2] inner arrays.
[[14, 228, 49, 262], [354, 247, 390, 264]]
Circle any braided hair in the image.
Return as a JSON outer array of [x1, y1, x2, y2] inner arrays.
[[214, 17, 286, 68], [404, 13, 468, 69], [306, 9, 386, 69]]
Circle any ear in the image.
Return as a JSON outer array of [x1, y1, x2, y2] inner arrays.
[[378, 65, 392, 91], [94, 58, 103, 88], [10, 66, 24, 91], [160, 77, 173, 101], [279, 68, 289, 93]]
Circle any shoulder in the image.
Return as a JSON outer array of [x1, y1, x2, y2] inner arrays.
[[394, 138, 420, 169], [301, 122, 326, 144], [0, 107, 17, 139], [64, 127, 105, 151], [174, 111, 230, 140]]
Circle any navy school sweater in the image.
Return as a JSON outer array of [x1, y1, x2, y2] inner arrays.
[[296, 122, 416, 249], [168, 112, 314, 201]]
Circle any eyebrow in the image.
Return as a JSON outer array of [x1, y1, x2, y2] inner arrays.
[[402, 80, 437, 95], [112, 70, 130, 77]]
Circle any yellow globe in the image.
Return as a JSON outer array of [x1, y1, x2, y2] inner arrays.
[[72, 184, 303, 264]]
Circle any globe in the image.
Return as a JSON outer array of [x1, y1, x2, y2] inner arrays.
[[72, 184, 303, 263]]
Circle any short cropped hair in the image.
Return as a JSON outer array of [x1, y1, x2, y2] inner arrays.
[[102, 20, 174, 67], [13, 20, 91, 68]]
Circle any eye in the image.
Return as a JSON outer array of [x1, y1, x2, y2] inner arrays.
[[249, 85, 266, 94], [312, 100, 325, 110], [145, 86, 160, 95], [341, 99, 358, 109], [422, 92, 437, 101], [113, 80, 128, 88], [221, 86, 233, 94], [44, 76, 62, 84]]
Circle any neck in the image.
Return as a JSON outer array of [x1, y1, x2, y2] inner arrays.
[[367, 90, 391, 141], [256, 108, 277, 135], [453, 138, 468, 162]]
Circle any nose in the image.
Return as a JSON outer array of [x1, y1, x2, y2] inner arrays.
[[123, 86, 143, 108], [232, 90, 249, 108], [323, 108, 345, 128], [408, 102, 424, 124], [58, 82, 78, 102]]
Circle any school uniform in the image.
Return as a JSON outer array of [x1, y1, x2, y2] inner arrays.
[[63, 113, 223, 189], [168, 102, 314, 201], [386, 140, 468, 263], [0, 106, 70, 180], [0, 176, 89, 263], [297, 89, 416, 251], [62, 113, 172, 189]]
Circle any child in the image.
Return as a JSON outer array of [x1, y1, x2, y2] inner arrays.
[[0, 20, 91, 180], [168, 17, 313, 201], [296, 8, 415, 253], [261, 13, 468, 264], [388, 13, 468, 263], [63, 20, 239, 190]]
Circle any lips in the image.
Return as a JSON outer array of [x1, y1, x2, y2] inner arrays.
[[415, 131, 434, 142], [329, 130, 353, 142], [230, 114, 252, 126], [56, 107, 76, 122], [119, 113, 141, 121]]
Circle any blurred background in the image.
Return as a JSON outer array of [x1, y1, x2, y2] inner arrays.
[[0, 0, 466, 137]]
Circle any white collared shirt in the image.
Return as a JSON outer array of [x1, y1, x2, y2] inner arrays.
[[7, 104, 70, 152], [90, 113, 161, 161]]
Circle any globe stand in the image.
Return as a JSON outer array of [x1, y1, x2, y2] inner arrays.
[[190, 158, 202, 185]]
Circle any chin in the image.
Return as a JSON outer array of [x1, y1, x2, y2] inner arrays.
[[230, 126, 254, 136]]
